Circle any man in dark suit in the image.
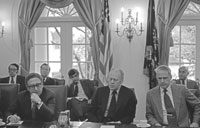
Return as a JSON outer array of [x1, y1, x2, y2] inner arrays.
[[40, 63, 55, 85], [67, 69, 96, 121], [175, 66, 200, 98], [6, 73, 56, 122], [146, 65, 200, 127], [0, 63, 26, 91], [175, 66, 200, 123], [88, 69, 137, 124]]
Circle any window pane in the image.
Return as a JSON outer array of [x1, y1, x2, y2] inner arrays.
[[35, 63, 44, 74], [169, 64, 179, 79], [35, 27, 47, 44], [180, 45, 195, 64], [49, 63, 61, 78], [48, 27, 61, 45], [49, 45, 61, 61], [35, 45, 47, 61], [169, 45, 180, 64], [172, 26, 180, 44], [73, 27, 86, 44], [72, 62, 94, 79], [73, 45, 86, 62], [41, 4, 78, 17], [181, 26, 196, 44]]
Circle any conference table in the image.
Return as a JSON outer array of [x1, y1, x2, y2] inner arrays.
[[0, 120, 180, 128]]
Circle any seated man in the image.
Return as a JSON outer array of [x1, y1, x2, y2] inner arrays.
[[146, 65, 200, 127], [6, 73, 56, 122], [88, 69, 137, 124], [0, 63, 26, 91], [40, 63, 55, 85], [67, 69, 96, 121]]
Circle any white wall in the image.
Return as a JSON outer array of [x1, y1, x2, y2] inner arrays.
[[0, 0, 150, 120], [0, 0, 21, 77], [110, 0, 149, 120]]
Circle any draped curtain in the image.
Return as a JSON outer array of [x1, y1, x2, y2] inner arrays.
[[40, 0, 73, 8], [19, 0, 45, 76], [191, 0, 200, 4], [73, 0, 102, 81], [156, 0, 190, 65]]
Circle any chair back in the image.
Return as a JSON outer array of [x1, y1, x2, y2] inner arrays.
[[0, 84, 19, 120], [54, 78, 65, 85], [45, 85, 67, 119]]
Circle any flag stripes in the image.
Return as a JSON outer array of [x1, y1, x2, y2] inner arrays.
[[99, 0, 113, 86]]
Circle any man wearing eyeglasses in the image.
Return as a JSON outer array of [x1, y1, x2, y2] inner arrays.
[[0, 63, 26, 91], [6, 73, 56, 122], [67, 69, 96, 121]]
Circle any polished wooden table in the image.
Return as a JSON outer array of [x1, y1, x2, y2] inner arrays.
[[1, 120, 180, 128]]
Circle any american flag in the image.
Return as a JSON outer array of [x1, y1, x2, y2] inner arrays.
[[99, 0, 113, 87], [143, 0, 159, 89]]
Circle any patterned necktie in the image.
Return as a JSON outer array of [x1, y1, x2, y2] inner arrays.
[[73, 84, 78, 97], [163, 89, 178, 126], [107, 90, 117, 118], [11, 77, 14, 84]]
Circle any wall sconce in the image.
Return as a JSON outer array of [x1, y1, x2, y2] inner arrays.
[[0, 21, 5, 38], [115, 8, 144, 42]]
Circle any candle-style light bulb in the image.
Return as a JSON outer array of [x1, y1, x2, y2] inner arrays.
[[116, 19, 120, 32], [121, 7, 124, 23]]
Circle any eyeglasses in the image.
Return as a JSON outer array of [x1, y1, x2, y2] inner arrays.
[[27, 83, 42, 89], [69, 73, 78, 79], [9, 68, 18, 71]]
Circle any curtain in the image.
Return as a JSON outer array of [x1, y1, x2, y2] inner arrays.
[[157, 0, 190, 65], [191, 0, 200, 4], [19, 0, 45, 76], [40, 0, 73, 8], [73, 0, 102, 82]]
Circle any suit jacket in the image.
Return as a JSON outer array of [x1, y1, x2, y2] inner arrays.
[[175, 79, 200, 98], [7, 87, 56, 122], [88, 85, 137, 124], [43, 77, 55, 85], [0, 75, 26, 91], [67, 79, 96, 100], [146, 84, 200, 127]]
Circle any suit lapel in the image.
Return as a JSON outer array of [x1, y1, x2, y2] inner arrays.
[[102, 87, 110, 112], [171, 85, 181, 119], [152, 87, 163, 118]]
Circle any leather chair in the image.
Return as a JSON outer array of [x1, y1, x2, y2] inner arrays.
[[45, 85, 67, 119], [54, 78, 65, 85], [0, 84, 19, 121]]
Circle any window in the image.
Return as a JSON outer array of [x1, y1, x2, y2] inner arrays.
[[169, 2, 200, 80], [31, 4, 94, 79]]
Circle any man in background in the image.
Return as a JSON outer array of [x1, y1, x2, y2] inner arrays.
[[6, 73, 55, 122], [40, 63, 55, 85], [175, 66, 200, 98], [146, 65, 200, 127], [67, 68, 96, 121], [0, 63, 26, 91], [88, 68, 137, 124]]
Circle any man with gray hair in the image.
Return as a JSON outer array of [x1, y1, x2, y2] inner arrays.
[[88, 68, 137, 124], [6, 73, 56, 122], [146, 65, 200, 127]]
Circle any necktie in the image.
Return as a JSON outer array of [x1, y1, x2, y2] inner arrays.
[[107, 90, 117, 118], [73, 84, 78, 97], [31, 102, 36, 120], [163, 89, 178, 126], [11, 77, 14, 84], [181, 79, 185, 85]]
